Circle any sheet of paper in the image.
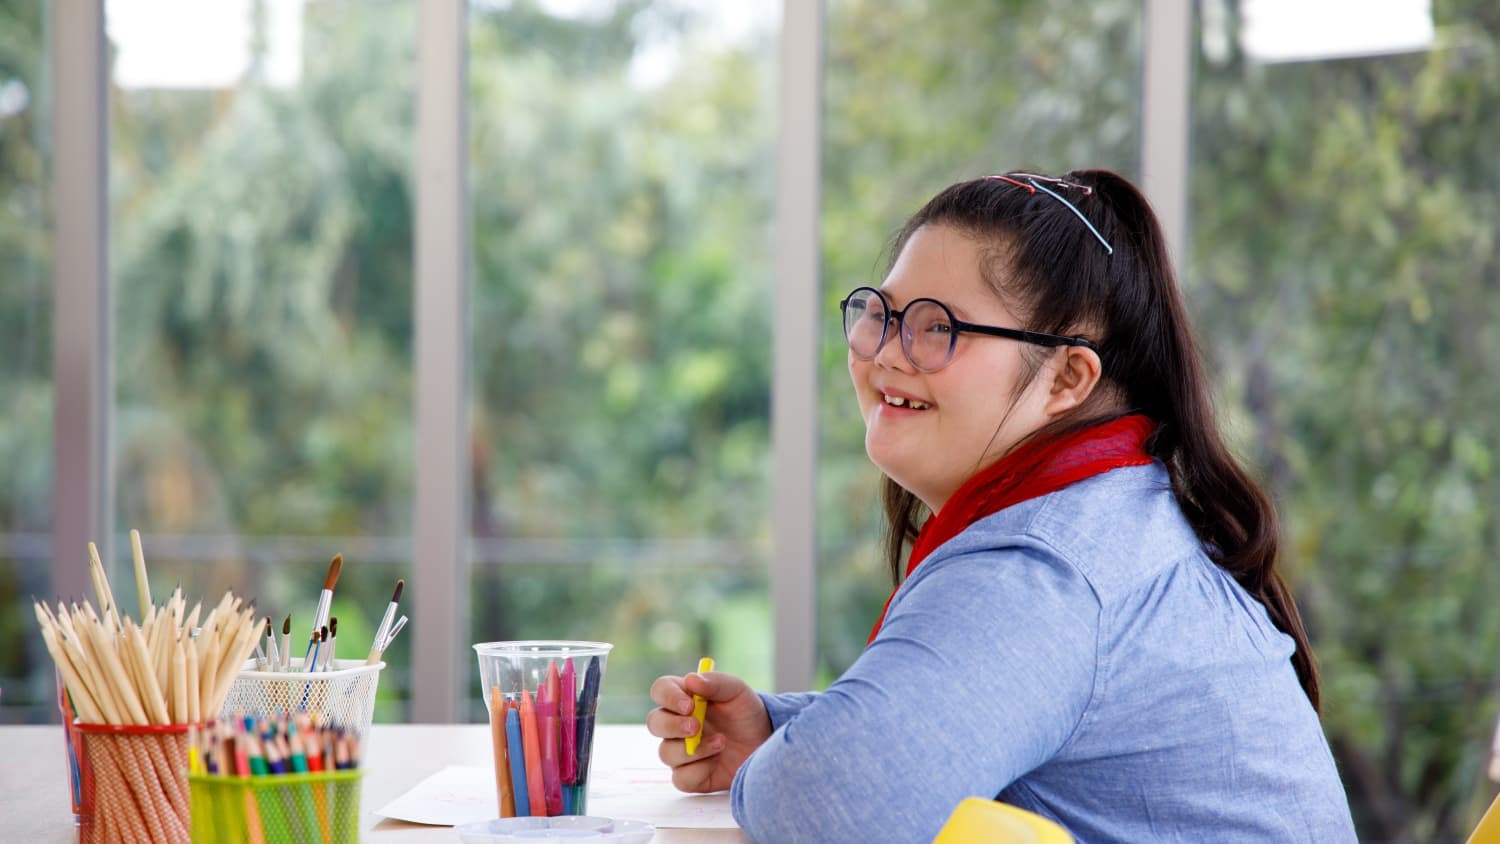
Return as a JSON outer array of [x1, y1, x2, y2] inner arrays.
[[373, 764, 737, 829], [373, 765, 498, 826], [585, 762, 736, 829]]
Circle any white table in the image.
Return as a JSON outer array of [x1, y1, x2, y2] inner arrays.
[[0, 723, 749, 843]]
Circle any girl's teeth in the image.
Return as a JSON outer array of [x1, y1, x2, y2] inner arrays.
[[883, 394, 930, 410]]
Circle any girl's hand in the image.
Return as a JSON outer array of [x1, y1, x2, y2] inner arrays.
[[646, 670, 772, 793]]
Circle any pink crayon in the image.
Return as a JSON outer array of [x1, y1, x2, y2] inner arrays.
[[561, 659, 578, 784], [537, 661, 564, 815]]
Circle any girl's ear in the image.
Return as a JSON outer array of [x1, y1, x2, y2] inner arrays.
[[1043, 346, 1103, 417]]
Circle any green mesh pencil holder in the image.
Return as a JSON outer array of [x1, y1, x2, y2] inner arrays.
[[188, 770, 361, 844]]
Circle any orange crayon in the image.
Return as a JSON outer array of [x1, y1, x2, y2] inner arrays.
[[490, 686, 515, 817], [519, 689, 547, 816]]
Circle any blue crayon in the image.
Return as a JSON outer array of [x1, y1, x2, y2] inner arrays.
[[574, 656, 601, 786], [505, 707, 530, 816]]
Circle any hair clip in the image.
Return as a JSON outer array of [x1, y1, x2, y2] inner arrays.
[[986, 172, 1113, 255], [1008, 171, 1094, 196], [986, 175, 1035, 193], [1025, 179, 1113, 255]]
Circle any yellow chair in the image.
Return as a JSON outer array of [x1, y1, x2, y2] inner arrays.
[[932, 797, 1074, 844], [1469, 791, 1500, 844]]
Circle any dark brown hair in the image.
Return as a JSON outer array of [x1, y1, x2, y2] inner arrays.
[[877, 170, 1320, 711]]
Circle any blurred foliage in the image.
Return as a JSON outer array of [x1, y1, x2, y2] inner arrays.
[[1189, 2, 1500, 839], [463, 0, 778, 716], [0, 0, 51, 718], [3, 0, 1499, 838]]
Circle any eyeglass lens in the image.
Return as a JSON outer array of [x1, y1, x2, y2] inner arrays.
[[842, 288, 956, 371]]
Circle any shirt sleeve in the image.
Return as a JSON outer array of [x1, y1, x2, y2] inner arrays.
[[730, 543, 1101, 843], [758, 691, 822, 730]]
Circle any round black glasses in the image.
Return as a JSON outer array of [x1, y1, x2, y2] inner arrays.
[[839, 286, 1097, 373]]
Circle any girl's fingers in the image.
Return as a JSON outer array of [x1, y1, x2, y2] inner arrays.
[[670, 755, 721, 793], [648, 675, 695, 714], [645, 706, 704, 739], [657, 733, 726, 775]]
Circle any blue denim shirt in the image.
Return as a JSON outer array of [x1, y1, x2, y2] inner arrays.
[[730, 463, 1356, 843]]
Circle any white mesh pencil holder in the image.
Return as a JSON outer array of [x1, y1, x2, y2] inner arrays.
[[219, 659, 383, 738]]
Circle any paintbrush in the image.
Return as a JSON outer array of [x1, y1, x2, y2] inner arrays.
[[304, 554, 342, 664], [263, 617, 279, 671], [366, 579, 404, 664], [325, 617, 338, 670]]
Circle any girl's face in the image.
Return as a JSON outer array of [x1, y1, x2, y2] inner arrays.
[[849, 224, 1057, 513]]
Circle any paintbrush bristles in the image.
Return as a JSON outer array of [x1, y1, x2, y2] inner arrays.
[[324, 554, 343, 590], [392, 578, 404, 604]]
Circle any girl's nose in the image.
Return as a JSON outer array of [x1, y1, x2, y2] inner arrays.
[[872, 319, 914, 371]]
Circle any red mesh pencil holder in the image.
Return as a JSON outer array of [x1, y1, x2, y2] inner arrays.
[[75, 721, 200, 844], [57, 668, 85, 820]]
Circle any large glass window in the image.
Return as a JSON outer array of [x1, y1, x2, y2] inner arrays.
[[1190, 1, 1500, 838], [465, 1, 780, 720], [817, 0, 1146, 681], [0, 0, 53, 722], [107, 0, 416, 719]]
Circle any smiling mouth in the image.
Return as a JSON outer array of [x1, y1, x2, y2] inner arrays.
[[882, 394, 931, 410]]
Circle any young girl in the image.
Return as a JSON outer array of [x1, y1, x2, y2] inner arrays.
[[646, 170, 1357, 842]]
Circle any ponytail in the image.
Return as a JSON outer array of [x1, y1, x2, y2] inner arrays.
[[1086, 171, 1319, 711]]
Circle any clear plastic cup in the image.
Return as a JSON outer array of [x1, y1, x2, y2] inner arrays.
[[473, 641, 612, 818]]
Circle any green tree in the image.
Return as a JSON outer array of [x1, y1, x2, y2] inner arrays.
[[106, 0, 419, 714], [465, 1, 778, 716], [0, 0, 53, 716], [1193, 2, 1500, 838]]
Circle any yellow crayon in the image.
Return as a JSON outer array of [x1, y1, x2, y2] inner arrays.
[[684, 657, 714, 756]]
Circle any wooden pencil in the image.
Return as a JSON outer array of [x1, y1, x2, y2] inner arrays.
[[130, 529, 151, 620], [33, 542, 261, 729]]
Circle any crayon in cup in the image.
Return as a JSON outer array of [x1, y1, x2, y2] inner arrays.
[[473, 641, 612, 817]]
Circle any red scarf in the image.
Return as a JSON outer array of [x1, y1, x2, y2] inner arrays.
[[867, 414, 1157, 644]]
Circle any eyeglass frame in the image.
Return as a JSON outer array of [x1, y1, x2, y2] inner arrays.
[[839, 286, 1098, 373]]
